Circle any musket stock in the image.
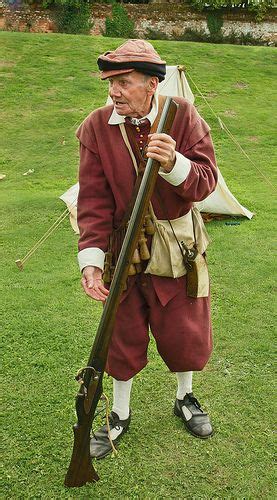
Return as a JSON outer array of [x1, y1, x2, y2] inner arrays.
[[64, 422, 99, 487], [64, 97, 178, 487], [64, 372, 103, 487]]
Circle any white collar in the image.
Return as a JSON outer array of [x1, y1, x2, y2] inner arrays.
[[108, 92, 159, 126]]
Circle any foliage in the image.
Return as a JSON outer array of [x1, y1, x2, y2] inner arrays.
[[104, 3, 135, 38], [14, 0, 95, 34], [145, 28, 169, 40], [176, 27, 267, 45], [1, 31, 276, 499], [175, 27, 208, 42], [6, 0, 93, 6], [207, 10, 223, 35], [187, 0, 274, 20], [248, 0, 274, 21], [53, 0, 92, 34], [42, 0, 93, 7], [122, 0, 149, 3]]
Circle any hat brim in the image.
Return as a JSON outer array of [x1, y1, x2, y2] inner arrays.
[[100, 68, 135, 80]]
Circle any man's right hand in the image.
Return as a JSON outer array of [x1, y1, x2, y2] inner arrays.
[[81, 266, 109, 302]]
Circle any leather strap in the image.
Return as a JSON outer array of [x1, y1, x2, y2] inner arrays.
[[118, 94, 167, 227], [123, 94, 167, 169], [119, 124, 139, 175]]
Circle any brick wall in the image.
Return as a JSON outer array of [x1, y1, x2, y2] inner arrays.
[[1, 3, 276, 44]]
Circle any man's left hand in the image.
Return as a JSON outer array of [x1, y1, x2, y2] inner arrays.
[[146, 133, 176, 172]]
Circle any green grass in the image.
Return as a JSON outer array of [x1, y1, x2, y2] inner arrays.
[[1, 32, 276, 498]]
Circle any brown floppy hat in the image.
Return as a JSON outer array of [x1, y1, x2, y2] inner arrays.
[[97, 39, 166, 82]]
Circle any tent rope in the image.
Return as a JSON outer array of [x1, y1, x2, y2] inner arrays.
[[15, 197, 77, 270], [186, 70, 275, 191]]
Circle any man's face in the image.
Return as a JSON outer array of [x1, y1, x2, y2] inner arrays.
[[108, 71, 158, 118]]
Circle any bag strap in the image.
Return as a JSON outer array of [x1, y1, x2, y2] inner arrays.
[[118, 95, 167, 227], [119, 124, 139, 175]]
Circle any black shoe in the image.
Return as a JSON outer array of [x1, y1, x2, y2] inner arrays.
[[90, 411, 131, 459], [174, 393, 213, 439]]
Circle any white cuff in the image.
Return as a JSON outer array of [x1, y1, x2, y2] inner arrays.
[[77, 247, 105, 272], [158, 151, 191, 186]]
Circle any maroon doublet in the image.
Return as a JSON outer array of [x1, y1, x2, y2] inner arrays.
[[77, 97, 217, 379]]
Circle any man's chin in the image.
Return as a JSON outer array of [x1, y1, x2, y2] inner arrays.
[[114, 104, 129, 115]]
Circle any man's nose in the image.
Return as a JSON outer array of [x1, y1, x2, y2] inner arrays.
[[109, 82, 121, 97]]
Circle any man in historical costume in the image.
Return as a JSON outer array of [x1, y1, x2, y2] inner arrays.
[[76, 39, 218, 459]]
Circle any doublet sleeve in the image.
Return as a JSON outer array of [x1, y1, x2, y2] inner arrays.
[[76, 117, 115, 255], [170, 100, 218, 202]]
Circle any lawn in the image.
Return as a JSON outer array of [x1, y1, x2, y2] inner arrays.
[[1, 32, 276, 498]]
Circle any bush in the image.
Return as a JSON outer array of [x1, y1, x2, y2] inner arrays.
[[104, 4, 135, 38], [54, 0, 92, 34], [207, 11, 223, 34], [122, 0, 149, 3], [240, 31, 263, 45], [175, 27, 268, 45], [40, 0, 93, 34], [145, 28, 169, 40], [187, 0, 274, 21], [175, 28, 209, 42]]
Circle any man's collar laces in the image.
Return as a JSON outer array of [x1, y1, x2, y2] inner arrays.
[[127, 117, 149, 126]]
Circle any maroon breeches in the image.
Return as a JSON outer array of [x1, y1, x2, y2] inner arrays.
[[106, 274, 212, 381]]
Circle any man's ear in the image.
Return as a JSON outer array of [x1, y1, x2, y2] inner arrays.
[[147, 76, 159, 95]]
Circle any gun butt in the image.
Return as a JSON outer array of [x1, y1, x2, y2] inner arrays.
[[64, 463, 99, 488], [64, 423, 100, 487]]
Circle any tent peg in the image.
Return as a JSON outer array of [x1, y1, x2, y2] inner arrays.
[[15, 259, 24, 271]]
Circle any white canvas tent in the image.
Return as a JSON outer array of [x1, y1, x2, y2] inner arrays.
[[60, 65, 253, 233]]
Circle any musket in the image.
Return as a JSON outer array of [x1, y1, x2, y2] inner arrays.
[[64, 96, 178, 488]]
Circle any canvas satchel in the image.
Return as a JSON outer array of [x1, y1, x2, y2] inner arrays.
[[144, 210, 193, 278], [144, 206, 210, 298]]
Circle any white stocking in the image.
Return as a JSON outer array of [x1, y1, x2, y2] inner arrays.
[[112, 377, 133, 420], [176, 371, 193, 400]]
